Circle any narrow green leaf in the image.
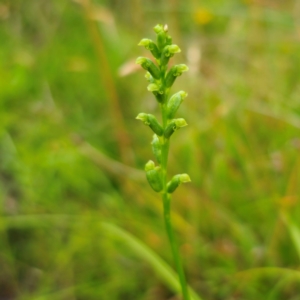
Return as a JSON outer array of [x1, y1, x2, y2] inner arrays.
[[102, 222, 202, 300]]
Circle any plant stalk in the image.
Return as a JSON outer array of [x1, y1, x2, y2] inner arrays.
[[160, 103, 190, 300], [137, 25, 191, 299], [162, 191, 190, 300]]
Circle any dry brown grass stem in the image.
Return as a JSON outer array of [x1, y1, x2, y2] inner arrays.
[[80, 0, 132, 164]]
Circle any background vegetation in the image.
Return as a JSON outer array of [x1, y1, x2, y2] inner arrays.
[[1, 0, 300, 299]]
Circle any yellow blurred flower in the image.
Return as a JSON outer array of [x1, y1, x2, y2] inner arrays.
[[194, 8, 213, 25]]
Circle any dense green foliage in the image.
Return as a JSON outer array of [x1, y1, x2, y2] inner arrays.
[[1, 1, 300, 299]]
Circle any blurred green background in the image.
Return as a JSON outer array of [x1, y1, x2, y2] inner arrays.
[[1, 0, 300, 299]]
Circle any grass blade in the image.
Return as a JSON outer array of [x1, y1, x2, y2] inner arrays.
[[102, 222, 202, 300]]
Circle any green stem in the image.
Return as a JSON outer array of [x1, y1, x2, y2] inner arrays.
[[160, 102, 190, 300], [162, 192, 190, 300]]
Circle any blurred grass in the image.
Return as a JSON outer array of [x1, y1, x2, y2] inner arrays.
[[1, 0, 300, 299]]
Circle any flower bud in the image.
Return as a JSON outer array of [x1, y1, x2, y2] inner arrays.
[[164, 45, 181, 57], [161, 44, 181, 65], [166, 91, 188, 119], [164, 64, 189, 88], [152, 91, 165, 103], [151, 134, 162, 164], [145, 160, 163, 192], [147, 83, 160, 92], [154, 24, 168, 51], [166, 34, 172, 45], [147, 83, 164, 101], [164, 118, 188, 139], [145, 72, 154, 83], [167, 173, 191, 193], [147, 114, 164, 136], [136, 113, 164, 136], [153, 24, 164, 34], [145, 160, 155, 171], [138, 38, 160, 59], [136, 57, 160, 79]]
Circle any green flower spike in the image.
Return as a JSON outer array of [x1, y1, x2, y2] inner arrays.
[[136, 24, 191, 300]]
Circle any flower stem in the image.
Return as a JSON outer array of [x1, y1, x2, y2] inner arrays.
[[160, 103, 190, 300], [162, 191, 190, 300]]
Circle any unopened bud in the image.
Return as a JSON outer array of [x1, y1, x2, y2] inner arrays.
[[136, 113, 163, 136], [166, 91, 188, 119], [166, 34, 172, 45], [151, 134, 162, 164], [138, 38, 160, 59], [147, 83, 164, 98], [147, 83, 160, 92], [164, 64, 189, 88], [145, 160, 155, 171], [136, 57, 160, 79], [161, 44, 181, 65], [165, 45, 181, 57], [167, 173, 191, 193], [145, 72, 154, 83], [153, 91, 165, 103], [153, 24, 164, 34], [154, 24, 167, 51], [145, 160, 163, 192], [164, 118, 188, 139]]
